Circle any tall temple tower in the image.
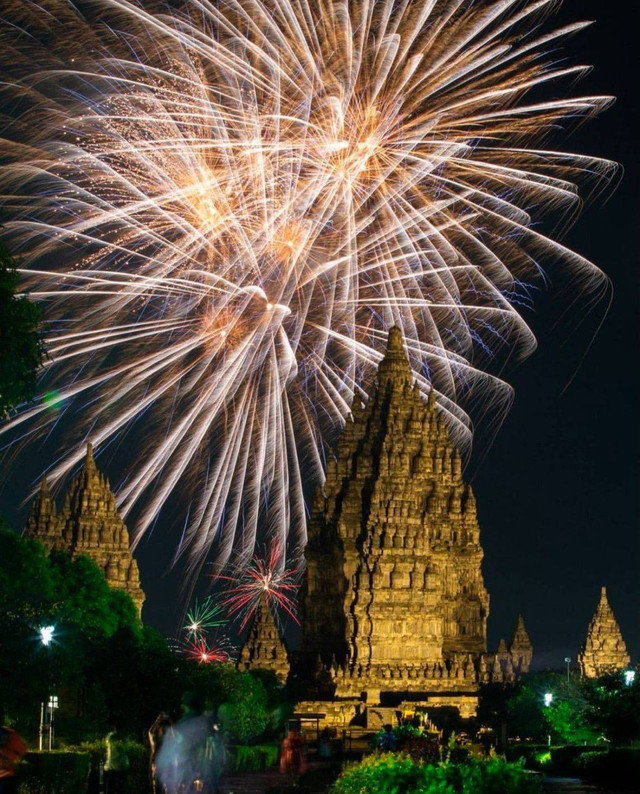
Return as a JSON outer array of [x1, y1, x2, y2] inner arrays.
[[578, 587, 629, 678], [297, 328, 525, 717], [237, 593, 290, 683], [24, 443, 145, 616]]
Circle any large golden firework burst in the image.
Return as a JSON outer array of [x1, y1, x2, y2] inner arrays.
[[0, 0, 614, 576]]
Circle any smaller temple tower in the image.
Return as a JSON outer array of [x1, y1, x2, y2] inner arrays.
[[509, 615, 533, 675], [237, 593, 289, 683], [24, 443, 145, 617], [578, 587, 630, 678]]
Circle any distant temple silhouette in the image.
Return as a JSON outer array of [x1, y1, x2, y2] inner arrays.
[[24, 443, 145, 616], [578, 586, 629, 678], [239, 328, 531, 722]]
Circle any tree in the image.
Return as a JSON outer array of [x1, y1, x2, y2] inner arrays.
[[582, 670, 640, 745], [0, 242, 45, 414], [0, 528, 140, 732]]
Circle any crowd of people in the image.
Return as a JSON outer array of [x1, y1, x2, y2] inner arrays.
[[0, 698, 311, 794]]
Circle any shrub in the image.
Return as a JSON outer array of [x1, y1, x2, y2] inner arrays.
[[449, 757, 541, 794], [71, 740, 150, 794], [576, 747, 640, 789], [504, 743, 549, 769], [17, 751, 90, 794], [549, 745, 602, 776], [330, 753, 453, 794], [330, 754, 542, 794], [232, 742, 279, 771]]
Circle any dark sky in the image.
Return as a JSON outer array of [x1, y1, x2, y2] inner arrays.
[[472, 0, 640, 667], [1, 0, 637, 669]]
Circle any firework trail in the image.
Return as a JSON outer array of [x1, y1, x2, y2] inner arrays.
[[182, 636, 232, 664], [0, 1, 614, 575], [217, 544, 301, 630], [183, 595, 227, 640]]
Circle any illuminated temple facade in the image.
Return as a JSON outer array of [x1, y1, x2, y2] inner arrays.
[[235, 328, 531, 720], [578, 587, 629, 678], [24, 443, 145, 616]]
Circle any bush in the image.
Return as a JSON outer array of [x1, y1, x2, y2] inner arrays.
[[549, 745, 602, 776], [331, 753, 453, 794], [232, 742, 279, 771], [17, 751, 90, 794], [576, 747, 640, 790], [70, 740, 150, 794], [330, 754, 542, 794], [504, 743, 549, 769]]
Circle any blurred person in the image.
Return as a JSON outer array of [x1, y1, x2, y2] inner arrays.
[[0, 723, 27, 794], [105, 724, 129, 794], [148, 711, 174, 794]]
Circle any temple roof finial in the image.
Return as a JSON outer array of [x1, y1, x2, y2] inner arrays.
[[377, 326, 412, 384]]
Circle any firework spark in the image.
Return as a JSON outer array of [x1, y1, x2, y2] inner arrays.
[[0, 1, 614, 575], [183, 596, 226, 640], [182, 636, 231, 664], [217, 545, 301, 630]]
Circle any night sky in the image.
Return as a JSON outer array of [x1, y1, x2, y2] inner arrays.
[[471, 0, 640, 667], [0, 0, 637, 669]]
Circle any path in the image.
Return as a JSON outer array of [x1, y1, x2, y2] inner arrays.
[[543, 777, 631, 794]]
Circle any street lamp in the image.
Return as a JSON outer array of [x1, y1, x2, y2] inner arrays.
[[37, 625, 57, 751], [544, 692, 553, 707], [564, 657, 571, 684], [39, 625, 55, 647], [624, 670, 635, 686]]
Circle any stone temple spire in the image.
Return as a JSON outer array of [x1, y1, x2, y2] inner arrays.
[[509, 614, 533, 674], [24, 443, 145, 617], [24, 476, 59, 549], [237, 593, 289, 683], [300, 326, 489, 709], [578, 587, 630, 678]]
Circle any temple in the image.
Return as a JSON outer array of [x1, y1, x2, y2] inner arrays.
[[24, 443, 145, 616], [578, 587, 629, 678], [286, 327, 531, 722], [237, 593, 290, 684]]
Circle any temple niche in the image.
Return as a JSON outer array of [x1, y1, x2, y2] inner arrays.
[[578, 587, 630, 678], [292, 327, 531, 721], [24, 443, 145, 617]]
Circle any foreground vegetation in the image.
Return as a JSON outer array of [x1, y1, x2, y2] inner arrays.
[[331, 754, 541, 794], [0, 527, 286, 745]]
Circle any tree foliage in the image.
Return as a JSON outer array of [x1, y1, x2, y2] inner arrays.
[[483, 669, 640, 747], [0, 527, 273, 744], [0, 526, 140, 729], [0, 242, 45, 414]]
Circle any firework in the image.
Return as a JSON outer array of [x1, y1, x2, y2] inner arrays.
[[0, 1, 614, 574], [183, 596, 227, 640], [217, 545, 301, 630], [182, 636, 231, 664]]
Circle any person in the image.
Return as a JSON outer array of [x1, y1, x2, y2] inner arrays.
[[148, 712, 174, 794], [377, 724, 396, 752], [318, 727, 333, 759], [279, 721, 306, 777], [156, 692, 210, 794], [202, 723, 225, 794], [105, 724, 130, 794], [0, 725, 27, 794]]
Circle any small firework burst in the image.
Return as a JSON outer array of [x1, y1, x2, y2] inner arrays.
[[182, 635, 232, 664], [217, 544, 302, 631], [183, 596, 226, 640]]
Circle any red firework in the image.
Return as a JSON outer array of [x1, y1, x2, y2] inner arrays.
[[216, 544, 301, 631], [183, 636, 231, 664]]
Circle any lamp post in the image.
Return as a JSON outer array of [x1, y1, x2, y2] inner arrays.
[[543, 692, 553, 747], [624, 670, 635, 686], [564, 657, 571, 684], [37, 625, 56, 751]]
